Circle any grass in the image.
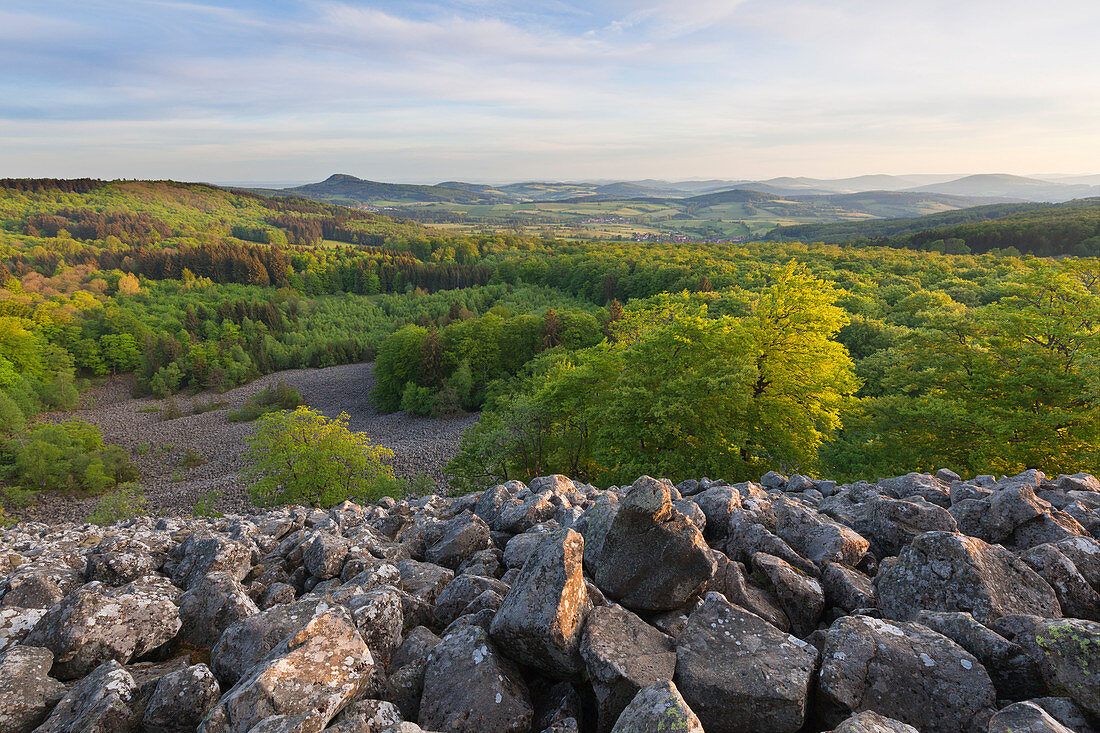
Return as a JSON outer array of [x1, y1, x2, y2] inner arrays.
[[181, 448, 205, 469], [192, 399, 227, 415], [193, 489, 223, 518], [161, 396, 184, 421], [229, 380, 302, 422], [88, 484, 147, 526]]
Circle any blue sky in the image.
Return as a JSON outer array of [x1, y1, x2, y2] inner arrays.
[[2, 0, 1098, 183]]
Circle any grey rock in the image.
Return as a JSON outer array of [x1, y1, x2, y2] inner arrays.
[[595, 476, 716, 611], [200, 605, 373, 733], [580, 603, 677, 732], [0, 605, 47, 652], [822, 562, 875, 613], [774, 498, 869, 567], [34, 660, 136, 733], [424, 512, 492, 570], [490, 528, 591, 676], [875, 531, 1060, 623], [609, 680, 704, 733], [302, 531, 350, 580], [179, 571, 260, 648], [715, 557, 789, 631], [726, 511, 818, 576], [675, 592, 819, 733], [210, 594, 328, 687], [503, 531, 548, 569], [24, 579, 181, 680], [388, 625, 441, 673], [752, 552, 825, 637], [143, 663, 220, 733], [692, 486, 742, 545], [987, 701, 1075, 733], [574, 493, 620, 576], [861, 494, 958, 558], [327, 699, 403, 733], [1020, 544, 1100, 621], [0, 645, 66, 733], [817, 615, 996, 733], [346, 585, 405, 663], [433, 574, 509, 627], [831, 711, 920, 733], [172, 533, 252, 591], [419, 623, 533, 733]]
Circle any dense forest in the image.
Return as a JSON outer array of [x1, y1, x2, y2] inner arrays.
[[0, 178, 1098, 513], [770, 197, 1100, 256]]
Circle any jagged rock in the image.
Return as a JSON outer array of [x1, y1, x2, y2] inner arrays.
[[875, 531, 1061, 623], [34, 659, 136, 733], [715, 557, 790, 631], [1051, 536, 1100, 592], [831, 711, 919, 733], [673, 498, 707, 535], [2, 557, 83, 609], [531, 681, 583, 731], [1029, 698, 1095, 732], [389, 625, 440, 672], [179, 571, 260, 648], [419, 623, 533, 733], [1009, 511, 1089, 552], [491, 528, 591, 676], [726, 512, 819, 576], [987, 701, 1075, 733], [503, 531, 549, 569], [990, 615, 1100, 718], [326, 699, 403, 732], [396, 559, 453, 607], [260, 582, 297, 609], [817, 615, 996, 733], [822, 562, 875, 613], [860, 494, 958, 558], [915, 610, 1043, 699], [1020, 544, 1100, 620], [201, 605, 373, 733], [172, 533, 252, 590], [24, 579, 181, 680], [752, 552, 825, 636], [143, 663, 221, 733], [609, 680, 704, 733], [496, 490, 558, 534], [346, 585, 405, 662], [210, 594, 328, 686], [774, 498, 869, 567], [675, 592, 819, 733], [302, 531, 350, 580], [0, 645, 66, 733], [0, 605, 46, 651], [433, 574, 509, 627], [575, 492, 619, 576], [424, 512, 492, 570], [879, 472, 952, 506], [580, 603, 677, 732], [692, 486, 741, 545], [456, 547, 503, 578], [86, 536, 161, 586], [595, 476, 716, 611]]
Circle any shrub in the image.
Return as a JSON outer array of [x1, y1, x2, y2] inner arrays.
[[181, 448, 205, 469], [399, 381, 436, 417], [161, 396, 183, 420], [88, 483, 147, 526], [244, 406, 395, 507], [5, 420, 140, 494], [229, 380, 302, 422], [192, 399, 227, 415], [193, 489, 223, 518]]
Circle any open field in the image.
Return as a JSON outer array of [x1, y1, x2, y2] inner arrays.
[[20, 363, 477, 523]]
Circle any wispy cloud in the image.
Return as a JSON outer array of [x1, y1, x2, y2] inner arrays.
[[0, 0, 1098, 181]]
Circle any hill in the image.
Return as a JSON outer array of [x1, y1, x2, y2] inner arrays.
[[907, 173, 1100, 202], [771, 197, 1100, 256], [272, 174, 511, 205]]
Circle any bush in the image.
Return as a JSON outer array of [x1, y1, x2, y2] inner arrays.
[[193, 489, 222, 517], [244, 406, 395, 507], [88, 483, 147, 525], [181, 448, 205, 469], [5, 420, 140, 494], [399, 381, 437, 417], [161, 396, 183, 420], [192, 399, 227, 415], [229, 380, 302, 422]]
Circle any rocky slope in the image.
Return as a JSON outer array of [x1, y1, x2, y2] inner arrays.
[[1, 468, 1098, 733]]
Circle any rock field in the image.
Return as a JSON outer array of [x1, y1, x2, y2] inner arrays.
[[24, 363, 477, 523], [1, 467, 1098, 732]]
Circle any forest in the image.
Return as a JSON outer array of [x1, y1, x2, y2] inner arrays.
[[0, 178, 1097, 514]]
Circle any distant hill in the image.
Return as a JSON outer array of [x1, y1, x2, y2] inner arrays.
[[269, 174, 512, 205], [770, 197, 1100, 256], [906, 174, 1100, 202]]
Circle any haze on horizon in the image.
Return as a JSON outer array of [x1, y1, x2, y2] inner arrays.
[[2, 0, 1099, 183]]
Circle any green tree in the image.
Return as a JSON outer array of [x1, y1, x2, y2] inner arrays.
[[244, 406, 396, 507]]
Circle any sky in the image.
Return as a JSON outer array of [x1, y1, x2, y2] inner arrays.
[[2, 0, 1099, 184]]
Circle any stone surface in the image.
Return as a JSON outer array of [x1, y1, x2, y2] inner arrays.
[[33, 660, 137, 733], [987, 701, 1075, 733], [752, 552, 825, 637], [580, 603, 677, 732], [595, 476, 716, 611], [201, 604, 374, 733], [831, 711, 920, 733], [143, 663, 221, 733], [817, 615, 996, 733], [0, 645, 66, 733], [418, 623, 533, 733], [875, 531, 1061, 623], [179, 571, 260, 648], [675, 592, 819, 733], [424, 512, 492, 570], [490, 528, 591, 676], [609, 680, 704, 733]]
